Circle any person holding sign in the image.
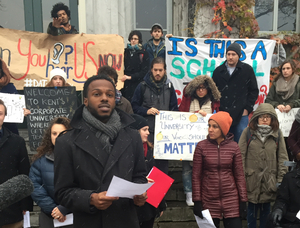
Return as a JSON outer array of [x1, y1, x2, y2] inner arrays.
[[212, 42, 259, 143], [29, 117, 72, 228], [192, 111, 247, 228], [129, 114, 165, 228], [265, 59, 300, 113], [178, 75, 221, 206], [238, 103, 288, 228], [287, 109, 300, 161], [46, 68, 71, 87], [47, 3, 78, 36], [54, 74, 148, 228]]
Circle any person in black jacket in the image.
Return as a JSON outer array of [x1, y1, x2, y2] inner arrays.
[[54, 74, 148, 228], [121, 30, 149, 102], [29, 117, 72, 228], [267, 167, 300, 228], [129, 114, 166, 228], [212, 42, 258, 143], [0, 99, 33, 228]]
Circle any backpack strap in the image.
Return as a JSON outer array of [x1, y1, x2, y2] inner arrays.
[[246, 127, 253, 149]]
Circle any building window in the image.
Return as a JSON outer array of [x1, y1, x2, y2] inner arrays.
[[255, 0, 300, 33]]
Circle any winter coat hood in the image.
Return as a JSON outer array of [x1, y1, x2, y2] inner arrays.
[[185, 75, 221, 101], [250, 103, 278, 124]]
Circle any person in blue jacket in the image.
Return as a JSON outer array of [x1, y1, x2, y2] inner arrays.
[[29, 117, 72, 228]]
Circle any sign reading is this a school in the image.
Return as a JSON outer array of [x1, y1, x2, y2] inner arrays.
[[166, 38, 276, 109]]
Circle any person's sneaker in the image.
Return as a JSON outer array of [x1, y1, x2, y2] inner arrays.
[[186, 192, 194, 206]]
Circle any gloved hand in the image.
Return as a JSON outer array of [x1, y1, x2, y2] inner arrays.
[[272, 208, 283, 225], [239, 202, 247, 220], [193, 201, 203, 219]]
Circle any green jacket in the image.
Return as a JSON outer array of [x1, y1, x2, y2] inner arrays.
[[265, 75, 300, 108], [238, 103, 288, 204]]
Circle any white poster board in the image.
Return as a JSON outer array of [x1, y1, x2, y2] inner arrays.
[[153, 111, 211, 161], [0, 93, 25, 123], [276, 108, 299, 137], [166, 38, 276, 110]]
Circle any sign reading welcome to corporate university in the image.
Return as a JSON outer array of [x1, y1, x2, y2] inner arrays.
[[166, 38, 276, 109], [24, 87, 77, 150], [0, 28, 124, 90], [154, 111, 212, 161]]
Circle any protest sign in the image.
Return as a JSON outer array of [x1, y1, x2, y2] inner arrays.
[[153, 111, 211, 161], [276, 108, 300, 137], [0, 93, 25, 123], [24, 87, 77, 150], [166, 38, 276, 110], [0, 28, 124, 90]]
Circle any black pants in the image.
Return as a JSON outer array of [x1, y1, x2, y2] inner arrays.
[[213, 217, 242, 228], [140, 217, 155, 228]]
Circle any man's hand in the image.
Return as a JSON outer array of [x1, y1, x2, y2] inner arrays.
[[121, 75, 131, 82], [133, 192, 148, 206], [277, 105, 285, 112], [147, 108, 160, 115], [52, 17, 63, 28], [284, 105, 291, 113], [198, 110, 207, 117], [51, 207, 66, 222], [90, 191, 119, 210], [242, 109, 248, 116]]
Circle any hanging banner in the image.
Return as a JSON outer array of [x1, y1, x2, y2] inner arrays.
[[24, 87, 77, 150], [166, 38, 276, 110], [276, 108, 300, 137], [0, 28, 124, 90], [153, 111, 212, 161]]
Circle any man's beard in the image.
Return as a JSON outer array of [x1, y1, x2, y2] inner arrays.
[[153, 37, 161, 42], [86, 105, 113, 122]]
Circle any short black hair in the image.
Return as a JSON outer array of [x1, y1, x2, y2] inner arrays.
[[151, 57, 166, 69], [51, 2, 71, 19], [128, 30, 143, 44], [97, 66, 118, 84], [83, 75, 116, 98], [0, 99, 7, 115]]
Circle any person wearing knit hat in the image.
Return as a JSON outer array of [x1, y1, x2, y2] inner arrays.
[[45, 68, 70, 87], [129, 113, 166, 227], [192, 111, 248, 228], [238, 103, 288, 228], [212, 41, 258, 143]]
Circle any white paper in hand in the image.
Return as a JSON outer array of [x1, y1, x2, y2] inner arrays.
[[23, 211, 30, 228], [106, 175, 153, 199], [53, 214, 73, 227], [195, 209, 216, 228], [296, 210, 300, 219]]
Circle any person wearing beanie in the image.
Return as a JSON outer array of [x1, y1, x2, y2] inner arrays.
[[121, 30, 149, 102], [192, 111, 248, 228], [288, 108, 300, 161], [46, 68, 70, 87], [129, 114, 166, 228], [212, 42, 259, 143], [238, 103, 288, 228]]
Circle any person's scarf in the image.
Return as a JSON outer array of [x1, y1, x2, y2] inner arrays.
[[256, 125, 273, 143], [143, 142, 148, 157], [82, 106, 122, 154], [150, 74, 167, 93], [127, 43, 142, 51], [276, 74, 299, 100]]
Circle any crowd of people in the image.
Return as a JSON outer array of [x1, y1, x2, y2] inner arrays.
[[1, 2, 300, 228]]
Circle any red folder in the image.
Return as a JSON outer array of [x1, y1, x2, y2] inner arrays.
[[146, 166, 174, 208]]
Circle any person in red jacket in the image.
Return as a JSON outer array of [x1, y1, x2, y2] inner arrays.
[[179, 75, 221, 206], [192, 111, 248, 228]]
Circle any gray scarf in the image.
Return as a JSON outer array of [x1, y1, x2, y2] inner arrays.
[[256, 125, 273, 143], [276, 74, 299, 100], [296, 109, 300, 123], [82, 106, 122, 153]]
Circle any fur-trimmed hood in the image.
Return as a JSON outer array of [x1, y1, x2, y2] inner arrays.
[[184, 75, 221, 101]]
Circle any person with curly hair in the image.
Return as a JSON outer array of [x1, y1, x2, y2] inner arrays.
[[29, 117, 73, 228], [47, 2, 78, 36]]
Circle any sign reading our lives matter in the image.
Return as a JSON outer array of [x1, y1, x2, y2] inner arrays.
[[166, 38, 276, 110], [154, 111, 211, 161], [276, 108, 300, 137], [0, 28, 124, 90], [24, 87, 77, 150]]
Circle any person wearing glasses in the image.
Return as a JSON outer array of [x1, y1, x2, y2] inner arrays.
[[238, 103, 288, 228], [121, 30, 149, 102], [178, 75, 221, 206]]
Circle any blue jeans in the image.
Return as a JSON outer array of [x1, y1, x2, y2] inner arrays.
[[182, 161, 192, 193], [247, 202, 270, 228], [229, 115, 249, 143]]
